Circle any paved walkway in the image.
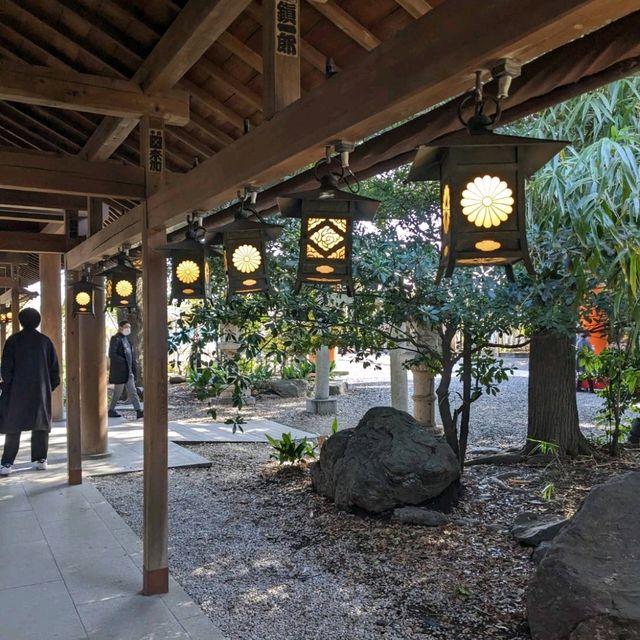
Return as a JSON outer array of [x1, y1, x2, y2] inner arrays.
[[0, 417, 313, 639]]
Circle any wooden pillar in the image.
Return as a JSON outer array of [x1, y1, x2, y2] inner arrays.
[[11, 284, 19, 334], [0, 323, 5, 353], [79, 199, 108, 456], [263, 0, 301, 119], [64, 270, 82, 485], [140, 116, 169, 595], [40, 254, 64, 421]]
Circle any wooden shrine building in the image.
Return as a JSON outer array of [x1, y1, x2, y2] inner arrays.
[[0, 0, 638, 595]]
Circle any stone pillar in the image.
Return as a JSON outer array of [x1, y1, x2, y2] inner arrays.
[[412, 367, 437, 430], [216, 324, 255, 406], [390, 345, 409, 413], [306, 346, 337, 415], [40, 254, 64, 421], [79, 279, 108, 456]]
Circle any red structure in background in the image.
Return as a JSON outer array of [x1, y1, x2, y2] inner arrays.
[[578, 304, 608, 391]]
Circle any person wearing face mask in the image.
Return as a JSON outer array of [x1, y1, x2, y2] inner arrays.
[[108, 320, 143, 419]]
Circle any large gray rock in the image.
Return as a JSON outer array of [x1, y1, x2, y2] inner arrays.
[[528, 472, 640, 640], [270, 379, 308, 397], [511, 512, 567, 547], [310, 407, 460, 513]]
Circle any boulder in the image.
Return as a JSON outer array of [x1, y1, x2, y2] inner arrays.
[[528, 472, 640, 640], [532, 541, 552, 565], [391, 507, 449, 527], [270, 379, 308, 398], [310, 407, 460, 513], [511, 512, 567, 547], [329, 380, 349, 396], [169, 375, 186, 384]]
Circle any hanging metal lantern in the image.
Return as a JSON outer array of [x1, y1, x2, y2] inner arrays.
[[98, 254, 140, 310], [0, 306, 12, 325], [277, 157, 380, 296], [71, 276, 97, 316], [156, 214, 211, 303], [408, 71, 568, 282], [211, 194, 283, 297]]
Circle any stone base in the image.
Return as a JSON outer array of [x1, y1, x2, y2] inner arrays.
[[306, 397, 337, 415]]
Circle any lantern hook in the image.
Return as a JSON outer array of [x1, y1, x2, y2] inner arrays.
[[458, 70, 502, 133]]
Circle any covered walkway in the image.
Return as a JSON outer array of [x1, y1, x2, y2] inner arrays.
[[0, 470, 224, 640]]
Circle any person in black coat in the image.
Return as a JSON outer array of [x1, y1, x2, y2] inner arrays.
[[108, 320, 143, 419], [0, 308, 60, 475]]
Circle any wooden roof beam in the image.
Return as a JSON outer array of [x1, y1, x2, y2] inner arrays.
[[306, 0, 381, 51], [83, 0, 252, 161], [66, 0, 639, 269], [394, 0, 433, 18], [0, 231, 74, 254], [0, 62, 190, 125], [0, 190, 87, 212], [0, 149, 145, 198]]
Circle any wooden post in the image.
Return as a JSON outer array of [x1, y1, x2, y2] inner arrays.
[[10, 278, 19, 335], [40, 253, 64, 421], [65, 270, 82, 485], [79, 199, 108, 456], [140, 116, 169, 595], [263, 0, 301, 119], [0, 323, 5, 353]]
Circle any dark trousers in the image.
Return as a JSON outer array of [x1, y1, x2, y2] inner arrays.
[[1, 431, 49, 465]]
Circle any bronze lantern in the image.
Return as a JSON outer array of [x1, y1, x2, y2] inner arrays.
[[277, 171, 380, 296], [210, 201, 283, 298], [408, 72, 568, 282], [71, 276, 97, 316], [0, 306, 12, 324], [156, 215, 211, 303], [98, 255, 140, 310]]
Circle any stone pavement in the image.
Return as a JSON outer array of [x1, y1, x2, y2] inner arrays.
[[0, 470, 225, 640], [0, 417, 314, 639]]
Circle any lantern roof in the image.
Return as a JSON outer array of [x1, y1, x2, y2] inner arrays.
[[407, 130, 569, 182], [208, 212, 283, 245], [277, 174, 380, 221], [96, 254, 140, 277]]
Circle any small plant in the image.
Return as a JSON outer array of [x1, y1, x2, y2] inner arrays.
[[281, 359, 315, 380], [330, 417, 339, 435], [527, 438, 560, 457], [265, 432, 316, 464], [541, 481, 556, 502]]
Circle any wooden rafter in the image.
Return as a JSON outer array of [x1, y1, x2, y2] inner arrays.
[[0, 148, 145, 198], [0, 62, 190, 124], [65, 0, 639, 270], [82, 0, 251, 161], [306, 0, 381, 51], [394, 0, 433, 18], [0, 230, 73, 253], [0, 190, 86, 210]]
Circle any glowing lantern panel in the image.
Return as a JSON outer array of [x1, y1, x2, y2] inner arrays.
[[71, 279, 96, 316], [408, 129, 567, 280]]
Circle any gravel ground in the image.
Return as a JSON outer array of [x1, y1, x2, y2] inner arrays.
[[167, 354, 606, 448], [94, 445, 640, 640], [94, 354, 626, 640]]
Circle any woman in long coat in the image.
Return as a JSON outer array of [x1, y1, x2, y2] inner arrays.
[[0, 308, 60, 474]]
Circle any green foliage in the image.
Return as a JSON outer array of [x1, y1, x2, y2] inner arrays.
[[527, 438, 560, 457], [281, 359, 315, 380], [330, 417, 339, 435], [580, 345, 640, 454], [542, 482, 557, 502], [265, 432, 316, 465]]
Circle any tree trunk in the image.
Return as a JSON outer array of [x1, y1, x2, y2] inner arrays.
[[527, 331, 591, 456]]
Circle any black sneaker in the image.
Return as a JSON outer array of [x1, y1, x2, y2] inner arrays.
[[108, 409, 121, 418]]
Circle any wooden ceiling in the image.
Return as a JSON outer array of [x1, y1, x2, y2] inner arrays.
[[0, 0, 638, 283], [0, 0, 438, 172], [0, 0, 441, 284]]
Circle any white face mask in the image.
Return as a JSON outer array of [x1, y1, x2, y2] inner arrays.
[[121, 327, 131, 336]]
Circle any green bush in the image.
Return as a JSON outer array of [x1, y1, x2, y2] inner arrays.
[[265, 432, 316, 464], [281, 359, 315, 380]]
